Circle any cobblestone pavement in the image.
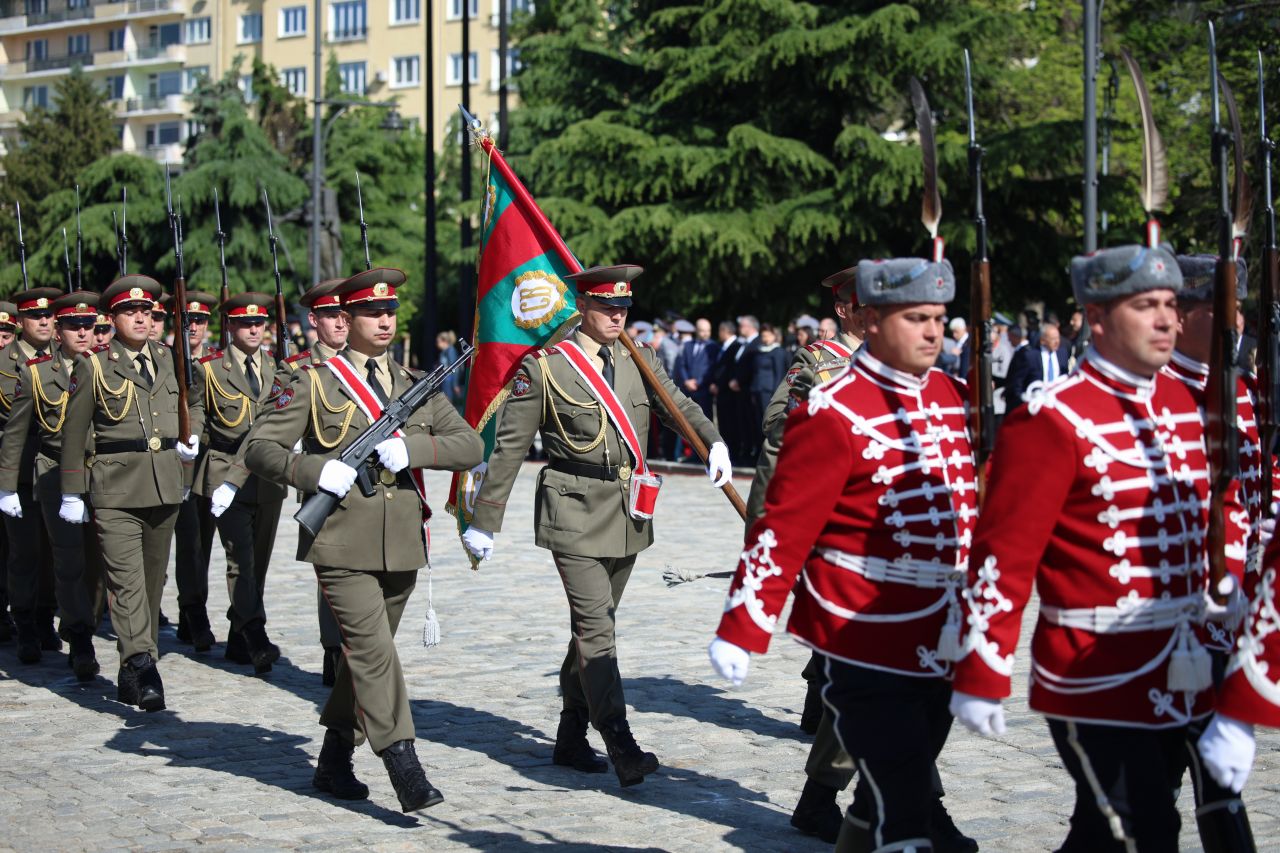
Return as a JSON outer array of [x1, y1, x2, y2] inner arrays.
[[1, 462, 1279, 851]]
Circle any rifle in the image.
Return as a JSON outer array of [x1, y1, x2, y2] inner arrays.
[[111, 210, 123, 276], [164, 164, 193, 444], [61, 227, 72, 292], [356, 171, 372, 271], [964, 50, 994, 505], [1205, 22, 1241, 602], [1258, 50, 1279, 517], [15, 201, 28, 290], [213, 188, 231, 349], [74, 185, 82, 291], [295, 341, 475, 537], [120, 187, 129, 276], [260, 187, 291, 366]]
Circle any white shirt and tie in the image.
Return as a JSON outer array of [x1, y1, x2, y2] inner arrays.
[[1040, 347, 1060, 383]]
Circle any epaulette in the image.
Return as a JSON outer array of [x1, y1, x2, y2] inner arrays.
[[199, 352, 220, 364], [25, 354, 51, 366], [804, 342, 827, 354], [285, 350, 310, 365], [82, 343, 111, 358], [297, 362, 315, 372]]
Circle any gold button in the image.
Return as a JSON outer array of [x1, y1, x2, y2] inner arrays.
[[385, 492, 393, 501], [153, 411, 159, 417]]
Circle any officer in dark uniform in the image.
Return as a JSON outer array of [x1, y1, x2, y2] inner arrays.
[[197, 292, 286, 673], [173, 292, 221, 651], [0, 301, 21, 642], [0, 286, 62, 661]]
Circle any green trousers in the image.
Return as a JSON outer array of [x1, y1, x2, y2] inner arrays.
[[96, 504, 178, 661], [216, 495, 283, 633], [553, 552, 637, 731], [34, 467, 95, 632], [316, 566, 417, 753], [174, 493, 216, 608]]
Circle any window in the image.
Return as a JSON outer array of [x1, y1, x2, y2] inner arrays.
[[23, 0, 47, 15], [145, 122, 182, 147], [184, 17, 210, 44], [391, 0, 419, 23], [338, 61, 366, 94], [490, 0, 532, 25], [68, 0, 88, 9], [239, 74, 255, 103], [148, 71, 182, 98], [490, 48, 521, 90], [184, 119, 203, 140], [26, 39, 47, 61], [281, 66, 306, 96], [108, 27, 126, 51], [238, 12, 263, 44], [392, 55, 419, 87], [445, 52, 478, 86], [330, 1, 366, 40], [183, 66, 209, 93], [104, 75, 125, 100], [280, 5, 306, 37], [149, 22, 180, 47], [22, 86, 49, 110], [447, 0, 478, 20], [67, 33, 89, 55]]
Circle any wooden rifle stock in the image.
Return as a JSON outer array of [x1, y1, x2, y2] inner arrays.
[[1205, 259, 1239, 601], [1261, 246, 1280, 513], [970, 258, 993, 503], [616, 333, 747, 521]]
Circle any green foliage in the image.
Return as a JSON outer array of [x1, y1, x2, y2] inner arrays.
[[508, 0, 1280, 322]]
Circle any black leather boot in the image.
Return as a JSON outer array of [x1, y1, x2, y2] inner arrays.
[[312, 729, 369, 800], [0, 590, 14, 643], [66, 626, 100, 682], [1197, 798, 1257, 853], [38, 608, 61, 652], [128, 652, 166, 712], [240, 620, 280, 674], [14, 610, 40, 664], [178, 606, 214, 652], [791, 778, 843, 843], [932, 796, 978, 852], [552, 709, 607, 773], [599, 719, 658, 787], [224, 629, 251, 664], [380, 740, 444, 813], [322, 646, 341, 687]]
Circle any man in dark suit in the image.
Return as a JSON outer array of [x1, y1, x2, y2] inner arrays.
[[708, 321, 741, 466], [1006, 321, 1068, 408], [675, 318, 719, 418], [729, 315, 762, 464]]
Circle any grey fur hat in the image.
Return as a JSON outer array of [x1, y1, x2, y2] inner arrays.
[[1174, 254, 1247, 303], [855, 258, 955, 306], [1069, 244, 1182, 305]]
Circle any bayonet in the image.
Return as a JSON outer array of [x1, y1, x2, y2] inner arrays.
[[261, 186, 291, 364], [61, 227, 72, 292], [356, 171, 372, 271], [15, 201, 28, 290], [213, 188, 231, 349], [111, 210, 122, 276], [74, 184, 82, 291], [120, 186, 128, 275]]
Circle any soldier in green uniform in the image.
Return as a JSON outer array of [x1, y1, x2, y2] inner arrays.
[[0, 287, 63, 661], [245, 268, 482, 813], [462, 265, 732, 788], [92, 310, 113, 348], [277, 279, 349, 685], [173, 292, 221, 651], [199, 292, 287, 673], [59, 275, 202, 711], [0, 292, 102, 679], [0, 303, 15, 642], [149, 294, 170, 343]]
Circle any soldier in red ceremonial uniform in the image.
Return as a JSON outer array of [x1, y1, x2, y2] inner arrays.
[[710, 256, 977, 851], [950, 244, 1255, 851]]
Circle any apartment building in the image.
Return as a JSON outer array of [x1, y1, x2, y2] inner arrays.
[[0, 0, 522, 159]]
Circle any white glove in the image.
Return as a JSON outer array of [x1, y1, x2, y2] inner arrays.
[[59, 494, 88, 524], [949, 690, 1007, 737], [0, 490, 21, 518], [210, 482, 238, 517], [462, 526, 494, 561], [176, 434, 200, 462], [1198, 713, 1256, 793], [182, 486, 191, 502], [1204, 574, 1248, 632], [706, 441, 732, 488], [375, 437, 410, 474], [708, 637, 751, 686], [318, 459, 358, 497]]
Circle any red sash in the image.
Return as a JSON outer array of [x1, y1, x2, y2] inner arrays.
[[325, 356, 432, 537], [813, 340, 853, 359], [552, 341, 649, 477]]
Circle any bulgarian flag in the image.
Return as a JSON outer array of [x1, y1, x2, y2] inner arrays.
[[448, 120, 584, 556]]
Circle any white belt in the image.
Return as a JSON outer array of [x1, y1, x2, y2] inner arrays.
[[817, 548, 963, 589], [1039, 593, 1203, 633]]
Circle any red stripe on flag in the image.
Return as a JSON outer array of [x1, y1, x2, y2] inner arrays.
[[477, 202, 549, 303], [463, 340, 536, 424], [482, 139, 583, 277]]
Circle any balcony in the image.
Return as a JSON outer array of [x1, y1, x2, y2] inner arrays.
[[0, 2, 93, 34], [115, 93, 184, 116], [0, 50, 92, 78], [136, 141, 182, 163], [327, 26, 367, 43], [94, 43, 184, 69], [95, 0, 184, 21]]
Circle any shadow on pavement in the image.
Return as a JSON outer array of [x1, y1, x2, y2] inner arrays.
[[624, 673, 809, 742], [430, 816, 670, 851]]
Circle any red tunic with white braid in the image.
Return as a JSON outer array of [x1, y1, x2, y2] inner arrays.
[[1161, 350, 1254, 654], [715, 351, 976, 678], [1217, 533, 1280, 727], [953, 350, 1225, 728]]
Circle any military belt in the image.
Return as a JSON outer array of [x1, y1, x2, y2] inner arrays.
[[208, 433, 246, 454], [549, 458, 619, 481], [94, 438, 178, 455]]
